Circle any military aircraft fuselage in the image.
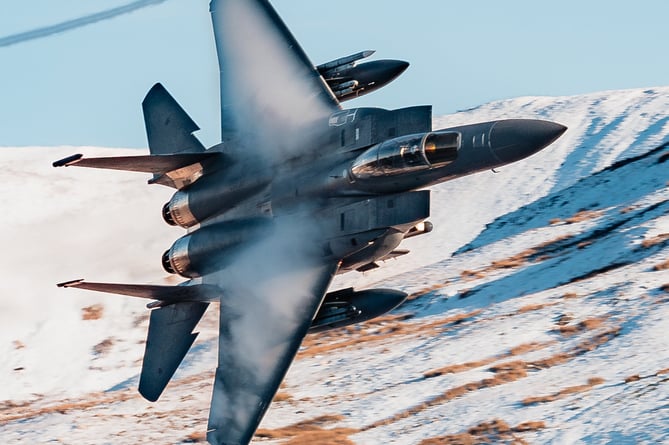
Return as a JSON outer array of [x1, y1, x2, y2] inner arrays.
[[159, 105, 565, 277]]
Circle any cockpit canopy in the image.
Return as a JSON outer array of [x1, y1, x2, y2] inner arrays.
[[351, 131, 460, 179]]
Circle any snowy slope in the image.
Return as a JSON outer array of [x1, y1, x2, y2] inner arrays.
[[1, 87, 668, 444]]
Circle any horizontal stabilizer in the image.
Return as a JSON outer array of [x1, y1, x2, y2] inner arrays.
[[52, 152, 219, 174], [57, 279, 221, 307], [142, 83, 206, 155], [139, 301, 210, 401], [52, 152, 221, 189]]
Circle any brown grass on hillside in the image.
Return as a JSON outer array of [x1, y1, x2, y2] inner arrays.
[[299, 310, 482, 358], [182, 431, 207, 443], [513, 421, 546, 432], [521, 377, 605, 406], [408, 283, 450, 300], [563, 292, 580, 299], [556, 317, 607, 336], [565, 210, 603, 224], [460, 269, 487, 281], [550, 210, 602, 225], [625, 374, 641, 383], [458, 234, 576, 282], [273, 392, 293, 402], [364, 366, 529, 431], [641, 233, 669, 248], [424, 359, 493, 378], [82, 304, 104, 321], [653, 259, 669, 271], [0, 390, 138, 425], [255, 415, 358, 445], [424, 342, 553, 379], [418, 418, 545, 445], [93, 338, 114, 355], [365, 324, 619, 431], [555, 314, 573, 326], [517, 302, 556, 313]]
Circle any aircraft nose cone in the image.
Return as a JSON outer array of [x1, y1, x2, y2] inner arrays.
[[389, 60, 410, 77], [490, 119, 567, 164]]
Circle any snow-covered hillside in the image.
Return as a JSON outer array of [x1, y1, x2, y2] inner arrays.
[[1, 87, 668, 444]]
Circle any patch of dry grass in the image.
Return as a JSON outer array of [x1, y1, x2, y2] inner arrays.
[[407, 283, 450, 300], [300, 310, 481, 358], [513, 421, 546, 432], [458, 235, 575, 282], [555, 317, 607, 336], [550, 210, 602, 225], [460, 269, 487, 281], [517, 302, 556, 313], [365, 366, 529, 431], [255, 415, 358, 445], [0, 390, 138, 425], [82, 304, 104, 321], [653, 259, 669, 271], [273, 392, 293, 402], [521, 377, 605, 405], [93, 338, 114, 355], [182, 431, 207, 443], [641, 233, 669, 248], [423, 342, 553, 379], [565, 210, 603, 224], [418, 418, 545, 444], [364, 322, 619, 431], [424, 360, 493, 378]]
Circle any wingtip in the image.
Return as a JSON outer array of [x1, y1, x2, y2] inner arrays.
[[57, 279, 84, 288], [52, 153, 83, 168]]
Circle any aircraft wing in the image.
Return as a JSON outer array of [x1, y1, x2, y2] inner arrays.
[[53, 152, 222, 189], [210, 0, 340, 156], [203, 218, 338, 444]]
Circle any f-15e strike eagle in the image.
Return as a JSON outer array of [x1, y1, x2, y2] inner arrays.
[[54, 1, 566, 443]]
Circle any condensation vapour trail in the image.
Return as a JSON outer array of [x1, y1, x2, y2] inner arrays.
[[0, 0, 169, 48]]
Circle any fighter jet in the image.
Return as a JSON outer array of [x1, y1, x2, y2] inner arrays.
[[54, 1, 566, 444]]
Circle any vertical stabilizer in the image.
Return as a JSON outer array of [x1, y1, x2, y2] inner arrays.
[[139, 301, 209, 401], [142, 83, 206, 155]]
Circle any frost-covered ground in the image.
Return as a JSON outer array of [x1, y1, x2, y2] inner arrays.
[[1, 87, 668, 444]]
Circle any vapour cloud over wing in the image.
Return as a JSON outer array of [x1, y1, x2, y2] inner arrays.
[[0, 0, 168, 48], [203, 214, 338, 445], [210, 0, 339, 162]]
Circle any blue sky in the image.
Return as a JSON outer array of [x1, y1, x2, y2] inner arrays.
[[0, 0, 667, 148]]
